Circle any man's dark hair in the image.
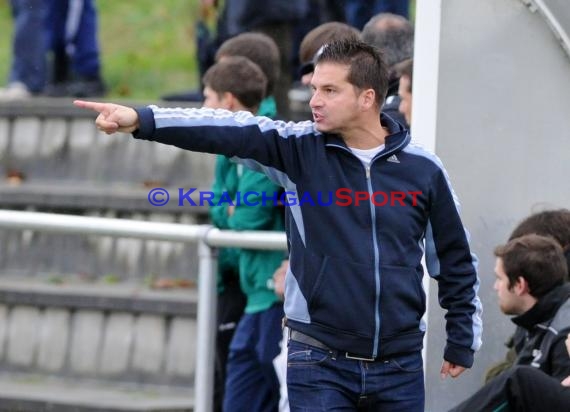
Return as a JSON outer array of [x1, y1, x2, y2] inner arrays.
[[299, 22, 361, 68], [215, 32, 280, 96], [509, 208, 570, 273], [316, 38, 389, 108], [362, 13, 414, 69], [203, 56, 267, 111], [509, 209, 570, 247], [494, 234, 568, 298]]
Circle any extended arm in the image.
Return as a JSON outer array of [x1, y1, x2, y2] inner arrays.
[[74, 100, 314, 184]]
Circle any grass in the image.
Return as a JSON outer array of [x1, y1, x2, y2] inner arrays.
[[0, 2, 11, 84], [0, 1, 416, 100], [0, 0, 202, 99]]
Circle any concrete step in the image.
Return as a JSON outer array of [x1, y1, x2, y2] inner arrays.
[[0, 279, 198, 388], [0, 374, 193, 412]]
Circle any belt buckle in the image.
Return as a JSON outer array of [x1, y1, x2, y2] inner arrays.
[[345, 352, 376, 362]]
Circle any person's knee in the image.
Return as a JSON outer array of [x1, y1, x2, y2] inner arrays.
[[507, 365, 542, 389], [510, 365, 537, 380]]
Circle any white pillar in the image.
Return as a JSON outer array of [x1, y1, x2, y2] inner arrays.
[[413, 0, 443, 370]]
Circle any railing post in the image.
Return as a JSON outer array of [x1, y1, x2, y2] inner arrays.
[[194, 229, 218, 412]]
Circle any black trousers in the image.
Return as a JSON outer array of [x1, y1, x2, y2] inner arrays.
[[449, 366, 570, 412], [213, 279, 247, 412]]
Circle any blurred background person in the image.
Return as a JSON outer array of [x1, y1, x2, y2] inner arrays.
[[344, 0, 410, 30], [362, 13, 414, 127], [0, 0, 47, 99], [0, 0, 105, 100], [395, 58, 413, 126], [44, 0, 105, 97]]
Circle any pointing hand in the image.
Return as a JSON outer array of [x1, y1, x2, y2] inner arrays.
[[74, 100, 139, 134]]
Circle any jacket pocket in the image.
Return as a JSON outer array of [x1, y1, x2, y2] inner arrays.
[[308, 254, 375, 337], [379, 264, 425, 338]]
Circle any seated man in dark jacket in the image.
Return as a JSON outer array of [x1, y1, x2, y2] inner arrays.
[[485, 208, 570, 383], [493, 337, 570, 412], [450, 234, 570, 412]]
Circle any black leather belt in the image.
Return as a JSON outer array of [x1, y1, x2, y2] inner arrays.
[[290, 329, 330, 351], [289, 329, 378, 362]]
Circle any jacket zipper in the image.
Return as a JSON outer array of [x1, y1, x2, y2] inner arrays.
[[326, 139, 410, 358], [365, 163, 381, 358]]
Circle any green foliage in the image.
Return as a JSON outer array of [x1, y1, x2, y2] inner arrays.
[[0, 1, 416, 99], [102, 273, 120, 284], [0, 0, 201, 99], [97, 0, 200, 99], [0, 2, 12, 85]]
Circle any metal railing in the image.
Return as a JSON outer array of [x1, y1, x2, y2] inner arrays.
[[0, 209, 287, 412], [521, 0, 570, 59]]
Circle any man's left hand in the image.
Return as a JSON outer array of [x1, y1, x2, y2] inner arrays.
[[440, 361, 466, 379]]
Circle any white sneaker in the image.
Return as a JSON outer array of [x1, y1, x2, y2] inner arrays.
[[0, 82, 32, 101]]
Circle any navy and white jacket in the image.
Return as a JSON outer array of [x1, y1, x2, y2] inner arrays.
[[134, 106, 483, 368]]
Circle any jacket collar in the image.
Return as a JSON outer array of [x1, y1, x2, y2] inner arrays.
[[512, 282, 570, 330], [324, 113, 410, 156]]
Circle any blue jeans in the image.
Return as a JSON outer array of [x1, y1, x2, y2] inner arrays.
[[47, 0, 101, 78], [344, 0, 410, 30], [9, 0, 48, 92], [223, 303, 284, 412], [287, 339, 424, 411]]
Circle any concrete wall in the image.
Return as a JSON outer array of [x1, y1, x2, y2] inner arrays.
[[416, 0, 570, 410]]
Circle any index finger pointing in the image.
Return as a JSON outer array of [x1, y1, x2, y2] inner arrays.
[[74, 100, 108, 113]]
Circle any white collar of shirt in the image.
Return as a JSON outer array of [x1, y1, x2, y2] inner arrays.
[[349, 144, 385, 166]]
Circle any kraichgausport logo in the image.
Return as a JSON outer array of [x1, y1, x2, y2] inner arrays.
[[147, 188, 422, 207]]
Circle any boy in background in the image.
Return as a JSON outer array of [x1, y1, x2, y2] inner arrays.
[[204, 56, 285, 412]]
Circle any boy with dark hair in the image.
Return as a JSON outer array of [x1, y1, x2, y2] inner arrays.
[[206, 37, 284, 411], [203, 56, 285, 412], [202, 56, 267, 112], [215, 32, 281, 116]]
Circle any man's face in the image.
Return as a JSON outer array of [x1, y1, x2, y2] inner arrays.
[[493, 258, 524, 315], [309, 63, 362, 133], [203, 86, 228, 110], [398, 75, 412, 125]]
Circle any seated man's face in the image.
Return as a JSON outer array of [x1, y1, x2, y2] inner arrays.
[[493, 258, 525, 315]]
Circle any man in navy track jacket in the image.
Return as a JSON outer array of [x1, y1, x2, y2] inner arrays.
[[76, 38, 482, 412]]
